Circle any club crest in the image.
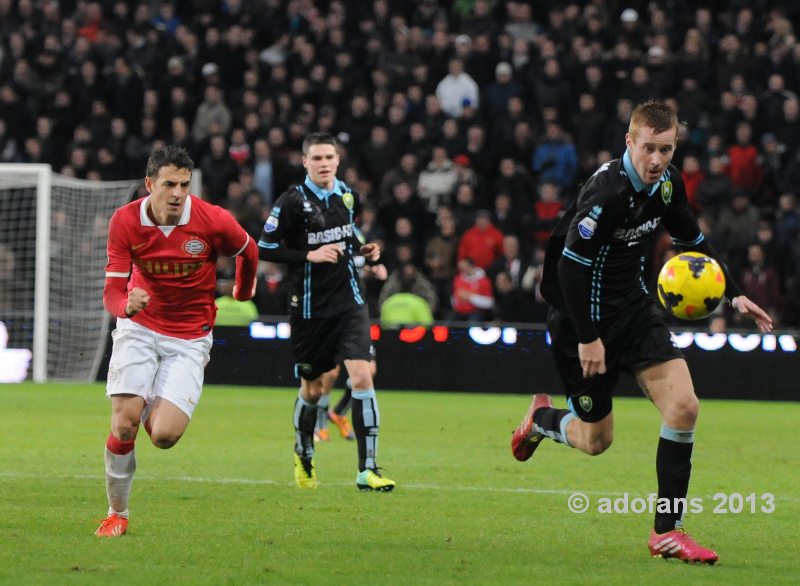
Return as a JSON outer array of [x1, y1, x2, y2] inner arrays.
[[183, 239, 206, 256], [579, 396, 593, 412], [342, 192, 355, 210], [661, 181, 673, 205]]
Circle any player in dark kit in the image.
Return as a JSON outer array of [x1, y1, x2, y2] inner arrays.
[[258, 132, 395, 491], [511, 100, 772, 563]]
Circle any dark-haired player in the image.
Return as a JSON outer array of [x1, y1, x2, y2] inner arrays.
[[97, 145, 258, 536], [258, 133, 395, 492]]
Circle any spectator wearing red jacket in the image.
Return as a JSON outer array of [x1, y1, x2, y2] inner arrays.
[[530, 182, 564, 248], [726, 121, 763, 195], [451, 257, 494, 321], [457, 209, 504, 269], [680, 154, 705, 211]]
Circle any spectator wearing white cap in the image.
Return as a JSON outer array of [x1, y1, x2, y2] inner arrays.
[[620, 8, 638, 23], [619, 8, 643, 47], [482, 61, 526, 122]]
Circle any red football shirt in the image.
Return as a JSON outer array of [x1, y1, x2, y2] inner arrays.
[[105, 195, 251, 339]]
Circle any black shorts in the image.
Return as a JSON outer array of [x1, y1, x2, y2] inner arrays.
[[290, 305, 373, 380], [548, 300, 683, 423]]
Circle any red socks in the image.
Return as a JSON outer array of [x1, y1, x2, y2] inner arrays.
[[106, 433, 135, 455]]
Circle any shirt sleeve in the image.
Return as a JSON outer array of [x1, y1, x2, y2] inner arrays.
[[215, 206, 251, 257], [662, 172, 704, 249], [213, 206, 259, 300], [105, 210, 132, 278], [258, 190, 308, 265], [234, 236, 258, 300], [103, 210, 132, 318], [558, 176, 625, 342]]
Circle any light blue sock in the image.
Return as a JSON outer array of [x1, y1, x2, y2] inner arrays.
[[293, 390, 317, 458], [316, 394, 330, 431], [352, 389, 379, 470]]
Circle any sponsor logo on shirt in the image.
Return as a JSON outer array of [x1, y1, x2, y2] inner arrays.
[[183, 239, 206, 256], [264, 215, 279, 233], [578, 217, 597, 239], [135, 258, 205, 276], [307, 224, 353, 245], [612, 218, 662, 241]]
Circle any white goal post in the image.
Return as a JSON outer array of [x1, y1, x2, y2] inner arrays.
[[0, 165, 141, 382]]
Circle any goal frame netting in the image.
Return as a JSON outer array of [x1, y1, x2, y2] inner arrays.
[[0, 164, 142, 382]]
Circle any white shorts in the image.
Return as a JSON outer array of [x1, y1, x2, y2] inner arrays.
[[106, 318, 213, 418]]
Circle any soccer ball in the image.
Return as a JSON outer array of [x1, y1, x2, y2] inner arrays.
[[656, 252, 726, 320]]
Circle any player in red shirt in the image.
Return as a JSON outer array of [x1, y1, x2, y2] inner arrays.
[[95, 145, 258, 537]]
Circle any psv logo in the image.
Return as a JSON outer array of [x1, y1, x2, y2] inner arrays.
[[183, 239, 206, 256]]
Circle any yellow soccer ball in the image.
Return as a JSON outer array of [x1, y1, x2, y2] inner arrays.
[[656, 252, 726, 320]]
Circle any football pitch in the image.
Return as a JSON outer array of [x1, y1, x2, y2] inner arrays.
[[2, 383, 798, 585]]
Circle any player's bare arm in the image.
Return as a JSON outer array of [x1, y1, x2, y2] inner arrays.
[[306, 243, 342, 263], [731, 295, 774, 333]]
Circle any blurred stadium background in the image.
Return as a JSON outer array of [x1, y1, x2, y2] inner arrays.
[[1, 0, 800, 388], [2, 2, 800, 583]]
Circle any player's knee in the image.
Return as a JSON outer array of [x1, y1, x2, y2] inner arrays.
[[303, 381, 324, 403], [664, 394, 699, 428], [581, 424, 613, 455], [150, 431, 182, 449], [111, 422, 139, 442], [348, 370, 372, 391], [585, 436, 612, 456]]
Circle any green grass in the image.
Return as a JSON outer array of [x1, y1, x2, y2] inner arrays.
[[1, 383, 798, 585]]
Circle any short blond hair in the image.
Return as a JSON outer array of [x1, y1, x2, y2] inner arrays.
[[628, 99, 679, 139]]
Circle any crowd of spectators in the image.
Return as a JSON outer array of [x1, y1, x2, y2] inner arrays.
[[2, 0, 800, 328]]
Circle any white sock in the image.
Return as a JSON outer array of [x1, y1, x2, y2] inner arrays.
[[104, 447, 136, 517]]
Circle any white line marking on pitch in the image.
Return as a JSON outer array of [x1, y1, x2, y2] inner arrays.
[[2, 471, 798, 502]]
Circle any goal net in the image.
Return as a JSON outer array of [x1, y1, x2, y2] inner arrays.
[[0, 165, 140, 382]]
